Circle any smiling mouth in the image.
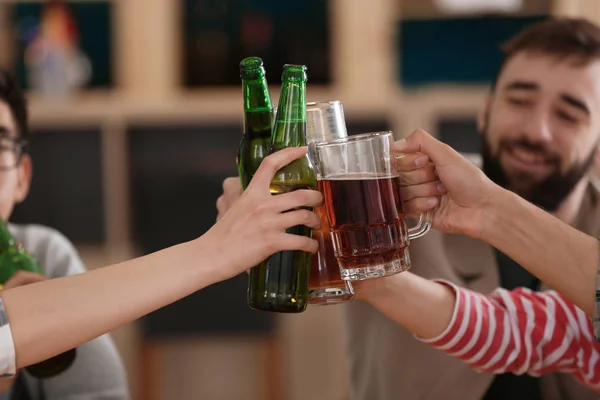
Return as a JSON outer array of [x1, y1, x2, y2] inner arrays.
[[504, 146, 553, 169]]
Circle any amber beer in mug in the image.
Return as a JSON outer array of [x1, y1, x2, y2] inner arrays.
[[309, 200, 351, 301], [309, 188, 354, 304], [313, 131, 431, 281], [306, 101, 354, 305]]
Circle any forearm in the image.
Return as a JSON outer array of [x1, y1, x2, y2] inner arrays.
[[2, 238, 220, 369], [358, 275, 600, 388], [355, 272, 456, 339], [422, 286, 598, 385], [482, 188, 598, 315]]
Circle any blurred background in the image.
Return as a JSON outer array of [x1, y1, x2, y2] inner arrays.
[[0, 0, 597, 399]]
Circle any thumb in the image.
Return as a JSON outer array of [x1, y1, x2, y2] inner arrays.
[[249, 147, 308, 191], [394, 129, 461, 168]]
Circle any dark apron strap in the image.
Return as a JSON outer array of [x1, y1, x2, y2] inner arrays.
[[9, 374, 45, 400], [9, 374, 32, 400]]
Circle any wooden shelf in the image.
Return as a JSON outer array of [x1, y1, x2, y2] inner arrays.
[[26, 85, 406, 127], [26, 84, 491, 128]]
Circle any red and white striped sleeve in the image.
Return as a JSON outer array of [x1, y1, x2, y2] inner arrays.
[[417, 281, 600, 393]]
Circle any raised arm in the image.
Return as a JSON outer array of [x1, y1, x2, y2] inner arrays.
[[0, 147, 323, 371], [356, 274, 600, 392], [395, 129, 599, 315]]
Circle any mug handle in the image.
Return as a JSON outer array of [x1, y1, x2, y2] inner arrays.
[[407, 211, 432, 240], [394, 151, 433, 240]]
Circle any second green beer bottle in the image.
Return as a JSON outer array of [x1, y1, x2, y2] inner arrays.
[[247, 64, 317, 313], [237, 57, 274, 190]]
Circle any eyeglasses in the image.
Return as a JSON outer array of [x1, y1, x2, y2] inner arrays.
[[0, 136, 27, 171]]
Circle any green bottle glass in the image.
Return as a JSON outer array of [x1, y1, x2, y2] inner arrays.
[[248, 64, 317, 313], [237, 57, 274, 190], [0, 220, 77, 378]]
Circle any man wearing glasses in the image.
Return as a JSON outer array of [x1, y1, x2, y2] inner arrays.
[[0, 70, 128, 400]]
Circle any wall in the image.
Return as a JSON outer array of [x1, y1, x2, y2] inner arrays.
[[2, 0, 599, 399]]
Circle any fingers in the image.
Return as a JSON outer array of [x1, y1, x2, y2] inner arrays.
[[403, 196, 439, 215], [393, 129, 461, 167], [216, 196, 227, 221], [400, 181, 446, 201], [217, 177, 242, 221], [398, 163, 437, 185], [3, 271, 46, 290], [216, 194, 232, 220], [250, 147, 308, 191], [277, 209, 321, 231], [270, 189, 323, 212], [277, 234, 319, 253], [222, 177, 241, 196], [394, 152, 430, 172], [216, 193, 238, 220]]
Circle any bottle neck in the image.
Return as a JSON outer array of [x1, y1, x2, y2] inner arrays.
[[242, 77, 273, 115], [272, 79, 307, 149], [0, 221, 15, 252]]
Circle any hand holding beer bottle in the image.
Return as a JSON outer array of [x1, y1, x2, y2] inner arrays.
[[247, 64, 317, 313], [208, 146, 322, 281]]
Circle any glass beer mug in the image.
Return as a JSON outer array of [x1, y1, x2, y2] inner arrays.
[[311, 131, 432, 281], [306, 101, 354, 305]]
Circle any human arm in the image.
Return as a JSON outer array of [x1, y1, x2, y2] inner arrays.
[[0, 271, 46, 393], [10, 225, 129, 399], [395, 129, 599, 315], [355, 273, 600, 392], [0, 146, 323, 372]]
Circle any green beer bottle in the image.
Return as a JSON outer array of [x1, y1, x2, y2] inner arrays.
[[0, 220, 77, 378], [237, 57, 274, 190], [248, 64, 317, 313]]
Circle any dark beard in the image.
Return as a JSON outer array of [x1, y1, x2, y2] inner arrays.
[[481, 137, 596, 212]]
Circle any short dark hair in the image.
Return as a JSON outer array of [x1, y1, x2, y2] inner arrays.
[[0, 70, 28, 140], [493, 17, 600, 87]]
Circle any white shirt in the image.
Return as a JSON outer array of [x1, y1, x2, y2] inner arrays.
[[0, 298, 15, 378], [5, 224, 128, 399]]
